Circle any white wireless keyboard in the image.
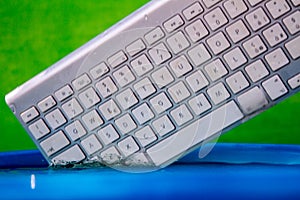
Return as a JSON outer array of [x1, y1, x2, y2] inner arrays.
[[5, 0, 300, 170]]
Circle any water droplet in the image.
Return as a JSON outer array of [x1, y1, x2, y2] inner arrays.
[[144, 15, 148, 21]]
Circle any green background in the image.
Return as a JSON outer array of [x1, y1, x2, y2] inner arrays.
[[0, 0, 299, 152]]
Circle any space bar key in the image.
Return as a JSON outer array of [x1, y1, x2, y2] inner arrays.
[[147, 101, 243, 167]]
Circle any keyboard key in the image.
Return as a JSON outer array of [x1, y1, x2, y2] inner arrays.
[[135, 126, 157, 147], [237, 86, 268, 114], [168, 81, 190, 103], [247, 0, 263, 6], [62, 98, 83, 120], [144, 27, 165, 45], [29, 119, 50, 140], [150, 92, 172, 114], [90, 62, 109, 80], [166, 31, 190, 54], [226, 71, 250, 94], [188, 43, 211, 66], [262, 23, 287, 47], [52, 145, 85, 164], [288, 73, 300, 89], [185, 19, 209, 43], [170, 104, 193, 126], [99, 99, 121, 121], [202, 0, 222, 8], [207, 82, 230, 105], [130, 54, 153, 77], [65, 120, 87, 141], [204, 59, 228, 81], [55, 85, 73, 102], [78, 87, 100, 109], [152, 67, 174, 89], [265, 48, 289, 71], [224, 0, 248, 19], [132, 103, 154, 125], [107, 50, 127, 68], [100, 146, 121, 165], [169, 55, 192, 78], [207, 32, 230, 55], [81, 134, 102, 155], [226, 20, 250, 43], [45, 109, 66, 130], [134, 78, 156, 99], [163, 14, 184, 33], [243, 35, 267, 58], [152, 115, 175, 137], [285, 35, 300, 59], [182, 2, 203, 20], [223, 47, 247, 70], [188, 93, 211, 115], [245, 60, 269, 82], [72, 74, 91, 91], [21, 106, 39, 123], [126, 39, 146, 57], [283, 11, 300, 35], [113, 65, 135, 87], [115, 114, 137, 135], [266, 0, 290, 19], [38, 96, 56, 112], [246, 8, 270, 31], [40, 130, 69, 156], [291, 0, 300, 6], [148, 43, 172, 65], [82, 110, 103, 131], [95, 77, 118, 98], [186, 70, 209, 93], [118, 136, 140, 157], [262, 75, 288, 100], [97, 124, 120, 145], [204, 7, 228, 31], [116, 88, 138, 110]]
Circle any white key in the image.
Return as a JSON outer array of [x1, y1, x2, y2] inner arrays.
[[147, 101, 243, 166], [204, 59, 228, 81], [226, 71, 250, 94], [99, 99, 121, 121], [90, 62, 109, 80], [45, 109, 66, 130], [29, 119, 50, 140], [78, 87, 100, 109], [152, 115, 175, 137], [243, 36, 267, 58], [207, 32, 230, 55], [118, 136, 140, 157], [55, 85, 73, 102], [107, 50, 127, 68], [97, 124, 119, 145], [126, 39, 146, 57], [246, 8, 270, 31], [188, 93, 211, 115], [245, 60, 269, 82], [283, 11, 300, 35], [130, 54, 153, 77], [95, 77, 118, 98], [132, 103, 154, 125], [262, 75, 288, 100], [263, 23, 287, 47], [171, 104, 193, 127], [226, 20, 250, 43], [237, 86, 268, 114], [285, 35, 300, 59], [288, 73, 300, 89], [21, 106, 39, 123], [149, 67, 172, 89], [144, 27, 165, 45], [40, 130, 69, 156], [116, 88, 138, 110], [38, 96, 56, 112], [223, 47, 247, 70], [265, 48, 289, 71], [163, 14, 184, 33], [150, 93, 172, 114], [82, 110, 103, 131], [291, 0, 300, 6], [113, 65, 135, 87], [224, 0, 248, 19], [183, 2, 203, 20], [62, 98, 83, 120], [81, 134, 102, 155], [148, 43, 172, 65], [204, 7, 228, 31], [186, 70, 209, 93], [185, 19, 209, 43], [168, 81, 190, 103], [100, 146, 121, 165], [202, 0, 222, 8], [115, 114, 137, 135], [65, 120, 86, 141], [134, 78, 156, 99], [166, 31, 190, 54], [169, 55, 193, 78], [135, 126, 157, 147], [247, 0, 263, 6], [52, 145, 85, 164], [266, 0, 290, 19], [72, 74, 91, 91], [188, 43, 211, 66], [207, 82, 230, 105]]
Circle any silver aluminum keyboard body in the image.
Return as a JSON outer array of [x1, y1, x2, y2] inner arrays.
[[5, 0, 300, 170]]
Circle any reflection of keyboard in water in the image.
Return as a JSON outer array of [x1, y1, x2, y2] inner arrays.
[[5, 0, 300, 170]]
